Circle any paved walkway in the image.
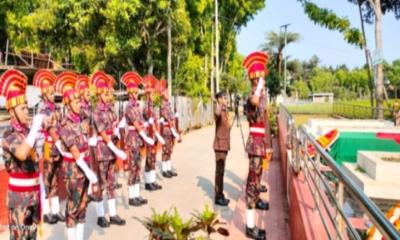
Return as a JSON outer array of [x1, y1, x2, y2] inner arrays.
[[0, 121, 289, 240]]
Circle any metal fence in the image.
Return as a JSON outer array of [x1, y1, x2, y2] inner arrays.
[[279, 104, 400, 240], [284, 102, 393, 120]]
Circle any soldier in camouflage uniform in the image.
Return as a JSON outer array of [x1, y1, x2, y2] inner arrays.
[[158, 79, 180, 178], [121, 72, 154, 206], [0, 69, 47, 240], [33, 69, 65, 224], [143, 75, 165, 191], [242, 51, 270, 240], [56, 72, 99, 240], [91, 71, 127, 228]]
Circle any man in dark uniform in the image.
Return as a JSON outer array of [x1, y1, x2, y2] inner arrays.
[[143, 75, 165, 191], [242, 51, 270, 240], [56, 72, 98, 240], [121, 71, 155, 206], [158, 79, 180, 178], [91, 71, 127, 228], [33, 69, 65, 224], [213, 90, 231, 206], [0, 69, 46, 239]]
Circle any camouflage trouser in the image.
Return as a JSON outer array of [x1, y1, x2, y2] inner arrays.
[[8, 204, 39, 240], [65, 177, 89, 228], [145, 146, 157, 172], [43, 160, 62, 198], [215, 151, 228, 199], [245, 155, 263, 208], [161, 134, 174, 161], [128, 148, 142, 185], [95, 160, 116, 201]]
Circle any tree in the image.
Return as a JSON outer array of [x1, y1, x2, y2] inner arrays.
[[260, 31, 300, 78], [292, 80, 310, 99]]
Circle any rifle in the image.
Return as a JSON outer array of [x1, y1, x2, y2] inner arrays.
[[147, 92, 156, 154], [174, 94, 182, 143], [88, 104, 100, 200]]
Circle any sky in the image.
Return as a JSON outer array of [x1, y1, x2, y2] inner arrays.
[[236, 0, 400, 69]]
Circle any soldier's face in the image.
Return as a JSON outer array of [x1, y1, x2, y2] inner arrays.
[[69, 98, 81, 114], [45, 88, 55, 102], [83, 89, 90, 102], [218, 96, 227, 106], [11, 103, 29, 125]]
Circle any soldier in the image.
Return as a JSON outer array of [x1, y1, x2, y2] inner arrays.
[[76, 75, 92, 138], [33, 69, 65, 224], [55, 72, 98, 240], [91, 71, 127, 228], [121, 71, 155, 206], [242, 51, 270, 240], [213, 90, 231, 207], [158, 79, 180, 178], [143, 75, 165, 191], [0, 69, 46, 239]]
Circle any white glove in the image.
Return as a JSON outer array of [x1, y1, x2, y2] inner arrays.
[[118, 117, 126, 129], [139, 130, 154, 145], [113, 127, 121, 139], [143, 122, 149, 128], [76, 155, 98, 183], [55, 140, 66, 157], [39, 173, 46, 201], [148, 117, 154, 125], [88, 134, 97, 146], [254, 77, 264, 97], [171, 127, 180, 140], [174, 112, 179, 119], [158, 117, 165, 124], [155, 131, 165, 145], [26, 114, 45, 147], [107, 141, 127, 160]]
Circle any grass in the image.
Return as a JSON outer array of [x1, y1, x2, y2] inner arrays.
[[293, 114, 330, 127]]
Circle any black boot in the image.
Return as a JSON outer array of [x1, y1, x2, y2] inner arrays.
[[97, 217, 110, 228], [255, 199, 269, 211], [162, 171, 172, 178], [145, 183, 157, 191], [152, 182, 162, 190], [137, 196, 148, 205], [109, 215, 126, 226], [215, 196, 230, 206], [246, 226, 266, 240], [43, 214, 58, 224], [129, 198, 142, 206], [54, 212, 66, 222], [168, 170, 178, 177], [259, 185, 268, 193]]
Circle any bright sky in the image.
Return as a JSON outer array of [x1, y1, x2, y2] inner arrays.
[[236, 0, 400, 69]]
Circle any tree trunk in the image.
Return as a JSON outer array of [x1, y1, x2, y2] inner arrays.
[[277, 51, 283, 78], [375, 0, 384, 119], [146, 47, 154, 74], [167, 15, 172, 96]]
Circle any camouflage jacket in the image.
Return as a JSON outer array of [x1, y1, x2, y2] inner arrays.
[[143, 98, 158, 139], [93, 102, 117, 161], [80, 100, 92, 136], [59, 111, 88, 179], [245, 88, 268, 157], [38, 101, 62, 160], [159, 99, 174, 137], [124, 98, 144, 149], [2, 120, 40, 208]]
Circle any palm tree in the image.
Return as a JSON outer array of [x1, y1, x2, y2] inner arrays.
[[260, 31, 300, 78]]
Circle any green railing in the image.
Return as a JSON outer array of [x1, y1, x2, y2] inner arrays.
[[285, 102, 393, 120]]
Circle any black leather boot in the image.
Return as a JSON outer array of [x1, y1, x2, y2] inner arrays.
[[109, 215, 126, 226], [145, 183, 157, 191], [162, 171, 172, 178], [129, 198, 142, 206], [137, 196, 148, 205], [255, 199, 269, 211], [54, 212, 66, 222], [259, 185, 268, 193], [246, 226, 266, 240], [97, 217, 110, 228], [168, 170, 178, 177], [43, 214, 58, 224], [152, 182, 162, 190], [215, 196, 230, 206]]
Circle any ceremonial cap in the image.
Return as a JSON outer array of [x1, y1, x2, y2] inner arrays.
[[0, 69, 28, 110]]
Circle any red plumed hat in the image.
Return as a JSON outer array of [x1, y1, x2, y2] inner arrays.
[[55, 71, 78, 104], [143, 74, 158, 92], [33, 69, 56, 94], [91, 71, 110, 94], [243, 51, 269, 80], [0, 69, 28, 110], [121, 71, 142, 93]]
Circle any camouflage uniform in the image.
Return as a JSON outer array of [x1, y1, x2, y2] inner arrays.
[[160, 99, 175, 162], [245, 89, 268, 208], [143, 99, 158, 172], [124, 98, 144, 185], [80, 100, 92, 137], [93, 102, 118, 200], [38, 101, 62, 198], [59, 112, 90, 228], [2, 120, 40, 239]]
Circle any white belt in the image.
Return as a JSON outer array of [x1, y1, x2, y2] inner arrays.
[[249, 127, 265, 134], [9, 177, 40, 187], [128, 126, 136, 131]]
